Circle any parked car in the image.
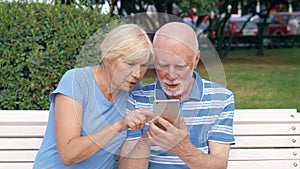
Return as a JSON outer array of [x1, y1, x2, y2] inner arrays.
[[240, 13, 260, 22], [183, 14, 209, 34], [268, 12, 300, 35], [224, 18, 258, 36]]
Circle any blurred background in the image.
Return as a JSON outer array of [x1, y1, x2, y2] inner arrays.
[[35, 0, 300, 57]]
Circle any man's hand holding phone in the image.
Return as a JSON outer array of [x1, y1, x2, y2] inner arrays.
[[146, 115, 191, 156]]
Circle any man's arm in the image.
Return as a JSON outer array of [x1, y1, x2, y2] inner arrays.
[[118, 137, 151, 169], [176, 141, 231, 169]]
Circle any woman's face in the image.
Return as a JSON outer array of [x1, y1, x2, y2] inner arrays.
[[108, 54, 149, 91]]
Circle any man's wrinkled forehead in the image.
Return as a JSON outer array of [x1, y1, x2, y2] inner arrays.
[[153, 42, 195, 67], [153, 27, 198, 52]]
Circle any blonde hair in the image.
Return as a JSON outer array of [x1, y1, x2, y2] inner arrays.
[[101, 24, 153, 62]]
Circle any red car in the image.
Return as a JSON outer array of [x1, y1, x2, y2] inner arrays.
[[268, 12, 300, 35]]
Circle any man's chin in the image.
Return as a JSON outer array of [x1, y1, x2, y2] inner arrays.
[[164, 88, 181, 97]]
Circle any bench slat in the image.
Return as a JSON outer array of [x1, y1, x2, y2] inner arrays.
[[229, 148, 300, 160], [233, 123, 300, 135], [0, 126, 46, 137], [233, 136, 300, 148], [1, 149, 299, 162], [0, 150, 37, 161], [0, 109, 298, 124], [0, 163, 33, 169], [227, 160, 299, 169], [0, 138, 42, 150], [234, 109, 299, 123], [0, 110, 49, 124]]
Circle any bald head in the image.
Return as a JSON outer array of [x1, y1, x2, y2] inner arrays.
[[153, 22, 198, 53]]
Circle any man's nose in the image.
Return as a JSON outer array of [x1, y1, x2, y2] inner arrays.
[[165, 66, 177, 81]]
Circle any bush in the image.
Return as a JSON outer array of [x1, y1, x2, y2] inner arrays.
[[0, 2, 111, 110]]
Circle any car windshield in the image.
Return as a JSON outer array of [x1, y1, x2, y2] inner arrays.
[[290, 15, 300, 22], [236, 21, 257, 29], [274, 13, 300, 25]]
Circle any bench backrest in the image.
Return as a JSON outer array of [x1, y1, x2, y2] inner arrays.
[[228, 109, 300, 169], [0, 110, 48, 169], [0, 109, 299, 169]]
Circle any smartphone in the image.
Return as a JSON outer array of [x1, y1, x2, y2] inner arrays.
[[153, 99, 180, 129]]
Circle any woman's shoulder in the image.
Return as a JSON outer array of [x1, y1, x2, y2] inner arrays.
[[67, 66, 93, 74], [62, 66, 93, 78]]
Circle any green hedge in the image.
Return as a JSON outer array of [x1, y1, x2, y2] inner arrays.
[[0, 2, 111, 110]]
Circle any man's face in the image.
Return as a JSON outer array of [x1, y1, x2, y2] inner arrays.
[[154, 38, 199, 99]]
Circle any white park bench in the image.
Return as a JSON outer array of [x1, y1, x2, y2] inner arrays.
[[0, 109, 299, 169]]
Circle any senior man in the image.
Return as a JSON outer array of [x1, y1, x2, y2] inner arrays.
[[119, 22, 235, 169]]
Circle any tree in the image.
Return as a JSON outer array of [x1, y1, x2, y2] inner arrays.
[[54, 0, 298, 57], [255, 0, 275, 56]]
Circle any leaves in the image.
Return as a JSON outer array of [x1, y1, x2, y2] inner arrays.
[[0, 2, 111, 110]]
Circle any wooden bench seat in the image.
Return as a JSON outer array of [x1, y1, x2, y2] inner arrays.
[[0, 109, 299, 169]]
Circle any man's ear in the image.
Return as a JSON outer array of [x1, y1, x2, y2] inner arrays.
[[194, 50, 200, 70]]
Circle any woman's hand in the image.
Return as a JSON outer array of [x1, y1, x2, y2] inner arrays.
[[113, 109, 153, 132]]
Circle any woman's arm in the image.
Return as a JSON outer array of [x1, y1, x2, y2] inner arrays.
[[55, 94, 152, 166]]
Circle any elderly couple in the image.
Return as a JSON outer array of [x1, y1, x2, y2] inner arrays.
[[33, 22, 235, 169]]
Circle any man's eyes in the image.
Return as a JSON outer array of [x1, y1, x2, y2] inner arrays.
[[158, 64, 187, 70], [158, 64, 168, 68], [175, 65, 187, 69]]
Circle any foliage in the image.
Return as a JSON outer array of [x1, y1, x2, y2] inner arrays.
[[173, 0, 218, 16], [0, 2, 111, 110]]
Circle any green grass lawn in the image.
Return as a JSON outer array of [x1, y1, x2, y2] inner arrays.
[[207, 48, 300, 112], [142, 48, 300, 112]]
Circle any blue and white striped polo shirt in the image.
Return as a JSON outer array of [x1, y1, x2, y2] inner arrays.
[[126, 71, 235, 169]]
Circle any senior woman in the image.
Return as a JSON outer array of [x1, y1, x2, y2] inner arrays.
[[33, 24, 154, 169]]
